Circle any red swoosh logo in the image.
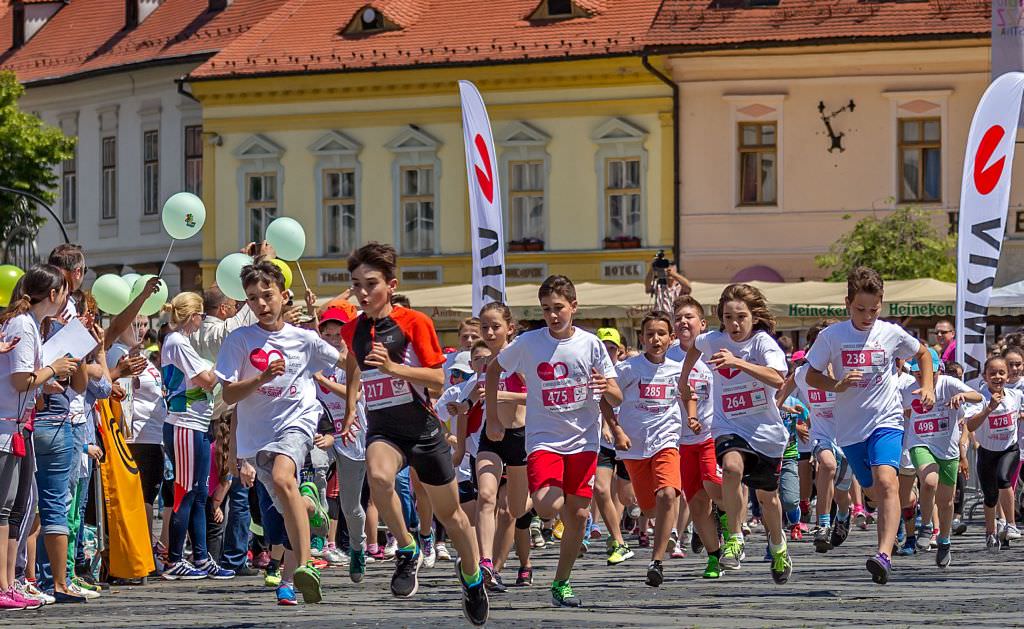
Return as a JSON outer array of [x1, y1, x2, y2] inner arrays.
[[974, 124, 1006, 196], [473, 134, 494, 203]]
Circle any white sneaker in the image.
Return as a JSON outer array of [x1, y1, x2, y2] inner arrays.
[[435, 542, 452, 561], [68, 582, 100, 600], [323, 545, 349, 566], [1004, 524, 1021, 540], [21, 581, 54, 605], [384, 535, 398, 559]]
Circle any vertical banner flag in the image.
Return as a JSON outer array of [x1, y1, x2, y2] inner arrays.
[[956, 72, 1024, 382], [458, 80, 506, 316]]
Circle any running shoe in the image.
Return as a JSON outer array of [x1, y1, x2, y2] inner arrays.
[[813, 526, 832, 553], [691, 532, 704, 555], [789, 524, 803, 542], [21, 581, 54, 605], [265, 563, 283, 587], [645, 560, 664, 587], [311, 558, 329, 571], [530, 517, 546, 549], [368, 545, 385, 562], [253, 551, 271, 569], [310, 535, 325, 557], [608, 542, 635, 565], [770, 545, 792, 585], [0, 589, 28, 610], [671, 545, 686, 560], [703, 554, 722, 579], [927, 530, 939, 551], [293, 561, 323, 604], [896, 535, 917, 556], [489, 572, 508, 593], [350, 549, 366, 583], [831, 518, 850, 548], [276, 582, 297, 606], [162, 560, 207, 581], [986, 533, 1001, 553], [866, 510, 877, 524], [299, 482, 330, 538], [553, 520, 565, 540], [638, 531, 650, 548], [666, 530, 679, 556], [936, 541, 952, 569], [323, 544, 348, 566], [384, 533, 398, 559], [866, 552, 892, 584], [741, 521, 752, 536], [456, 558, 490, 626], [196, 558, 236, 580], [550, 579, 582, 608], [952, 518, 968, 536], [421, 534, 436, 569], [7, 586, 41, 610], [721, 537, 744, 570], [578, 537, 590, 557], [435, 542, 452, 561], [515, 566, 534, 586], [1004, 523, 1022, 541], [480, 559, 500, 593], [71, 576, 101, 592], [234, 565, 261, 577], [68, 582, 100, 600], [852, 506, 868, 530], [391, 546, 422, 597]]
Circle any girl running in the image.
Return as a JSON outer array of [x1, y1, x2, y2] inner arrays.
[[678, 284, 792, 584]]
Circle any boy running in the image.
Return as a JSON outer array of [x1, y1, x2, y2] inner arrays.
[[805, 267, 934, 584], [486, 275, 622, 608]]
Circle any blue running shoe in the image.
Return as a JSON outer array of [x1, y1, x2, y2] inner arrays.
[[276, 583, 298, 606], [196, 558, 236, 580], [161, 560, 207, 581]]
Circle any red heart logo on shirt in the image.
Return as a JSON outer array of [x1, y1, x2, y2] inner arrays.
[[249, 348, 269, 370], [267, 349, 285, 366], [911, 398, 927, 414], [717, 367, 741, 379], [537, 361, 570, 381]]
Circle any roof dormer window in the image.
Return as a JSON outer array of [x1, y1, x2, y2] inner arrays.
[[528, 0, 592, 22], [360, 7, 383, 31], [343, 4, 401, 35]]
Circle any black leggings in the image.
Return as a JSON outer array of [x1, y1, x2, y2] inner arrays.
[[977, 445, 1021, 508], [8, 436, 35, 536]]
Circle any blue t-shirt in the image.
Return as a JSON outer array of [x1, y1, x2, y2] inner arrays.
[[781, 394, 809, 460]]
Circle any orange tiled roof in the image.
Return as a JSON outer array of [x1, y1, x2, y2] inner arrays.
[[0, 0, 282, 85], [188, 0, 663, 80], [647, 0, 989, 49]]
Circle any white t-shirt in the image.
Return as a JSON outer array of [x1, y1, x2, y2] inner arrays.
[[694, 330, 789, 458], [458, 376, 483, 457], [0, 314, 41, 452], [965, 385, 1023, 452], [215, 324, 340, 460], [805, 320, 920, 447], [161, 331, 214, 432], [496, 327, 616, 455], [899, 374, 972, 461], [614, 354, 682, 459], [317, 365, 366, 461], [129, 358, 166, 445], [794, 364, 838, 445], [435, 384, 472, 482], [668, 343, 714, 446]]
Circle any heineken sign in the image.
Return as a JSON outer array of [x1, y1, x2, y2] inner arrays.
[[784, 303, 954, 318]]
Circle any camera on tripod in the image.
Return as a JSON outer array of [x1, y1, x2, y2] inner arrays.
[[652, 249, 671, 286]]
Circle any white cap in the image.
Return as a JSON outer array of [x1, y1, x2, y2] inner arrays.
[[449, 350, 473, 375]]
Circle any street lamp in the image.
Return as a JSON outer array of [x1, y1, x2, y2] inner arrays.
[[0, 185, 71, 244]]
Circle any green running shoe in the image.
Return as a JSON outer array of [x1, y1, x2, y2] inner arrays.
[[703, 554, 722, 579], [551, 579, 582, 608], [606, 543, 635, 566], [293, 561, 323, 603], [721, 537, 744, 570]]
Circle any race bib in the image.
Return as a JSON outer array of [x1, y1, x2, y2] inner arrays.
[[806, 388, 835, 419], [362, 370, 413, 411], [841, 345, 887, 374], [721, 380, 769, 420], [912, 411, 949, 436], [988, 412, 1014, 441], [689, 378, 710, 401], [541, 376, 588, 412], [637, 378, 676, 413]]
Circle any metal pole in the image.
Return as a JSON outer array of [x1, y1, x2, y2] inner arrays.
[[0, 185, 71, 244]]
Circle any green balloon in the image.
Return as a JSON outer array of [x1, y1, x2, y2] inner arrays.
[[162, 192, 206, 240], [215, 253, 253, 302], [129, 275, 169, 317], [122, 273, 141, 290], [265, 217, 306, 261], [92, 274, 131, 315], [0, 265, 23, 308]]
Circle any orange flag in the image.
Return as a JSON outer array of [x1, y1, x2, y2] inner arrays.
[[96, 398, 156, 579]]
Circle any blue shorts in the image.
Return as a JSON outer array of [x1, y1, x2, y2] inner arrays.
[[842, 427, 903, 490]]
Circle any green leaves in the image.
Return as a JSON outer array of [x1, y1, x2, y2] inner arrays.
[[815, 206, 956, 282]]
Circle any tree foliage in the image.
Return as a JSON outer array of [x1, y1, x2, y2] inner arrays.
[[815, 206, 956, 282], [0, 70, 75, 241]]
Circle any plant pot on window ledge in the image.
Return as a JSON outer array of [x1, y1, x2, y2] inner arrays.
[[509, 239, 544, 252], [603, 236, 641, 249]]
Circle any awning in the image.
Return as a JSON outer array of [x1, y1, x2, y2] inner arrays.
[[991, 280, 1024, 308]]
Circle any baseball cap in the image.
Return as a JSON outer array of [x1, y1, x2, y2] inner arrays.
[[596, 328, 623, 348], [909, 347, 942, 373], [791, 350, 807, 363], [449, 351, 473, 375], [318, 306, 352, 327]]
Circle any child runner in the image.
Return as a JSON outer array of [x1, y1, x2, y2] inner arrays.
[[677, 284, 792, 584], [965, 355, 1022, 551], [594, 328, 634, 565], [804, 267, 934, 584], [338, 243, 488, 626], [603, 311, 683, 587], [216, 260, 340, 604], [486, 274, 622, 608], [667, 295, 724, 579], [898, 348, 980, 568], [777, 395, 809, 541]]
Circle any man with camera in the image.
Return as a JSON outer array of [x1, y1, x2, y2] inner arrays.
[[645, 250, 691, 313]]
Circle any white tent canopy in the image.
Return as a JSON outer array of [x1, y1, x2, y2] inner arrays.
[[991, 280, 1024, 308]]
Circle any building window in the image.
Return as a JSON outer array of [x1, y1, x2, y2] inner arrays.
[[1016, 210, 1024, 234], [61, 149, 76, 224], [246, 173, 277, 243], [324, 169, 357, 256], [101, 136, 117, 220], [898, 118, 941, 203], [738, 122, 777, 205], [143, 130, 159, 216], [605, 157, 641, 242], [509, 160, 544, 244], [185, 125, 203, 196], [949, 211, 959, 236], [400, 166, 434, 254]]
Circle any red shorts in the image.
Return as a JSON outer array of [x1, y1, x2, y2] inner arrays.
[[623, 448, 682, 513], [527, 450, 598, 499], [679, 439, 722, 501]]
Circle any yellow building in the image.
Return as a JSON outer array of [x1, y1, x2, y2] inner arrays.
[[186, 1, 674, 309]]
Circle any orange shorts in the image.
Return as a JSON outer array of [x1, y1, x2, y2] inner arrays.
[[679, 438, 722, 501], [622, 448, 682, 513]]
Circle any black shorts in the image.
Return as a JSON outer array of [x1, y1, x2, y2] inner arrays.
[[458, 480, 478, 504], [978, 444, 1021, 508], [366, 426, 455, 487], [597, 446, 631, 481], [798, 450, 812, 462], [478, 426, 527, 467], [715, 434, 782, 492], [128, 442, 165, 505]]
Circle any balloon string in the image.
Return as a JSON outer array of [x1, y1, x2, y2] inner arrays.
[[295, 261, 311, 294], [157, 241, 175, 278]]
